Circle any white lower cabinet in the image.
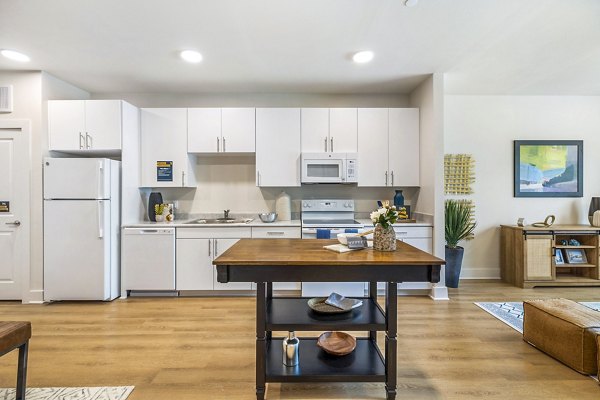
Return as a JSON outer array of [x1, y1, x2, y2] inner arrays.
[[176, 228, 252, 291], [251, 226, 302, 291]]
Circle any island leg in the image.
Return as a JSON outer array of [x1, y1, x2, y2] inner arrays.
[[256, 281, 267, 400], [385, 281, 398, 400], [368, 281, 377, 343]]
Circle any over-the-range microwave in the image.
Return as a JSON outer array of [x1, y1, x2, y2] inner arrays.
[[301, 152, 358, 184]]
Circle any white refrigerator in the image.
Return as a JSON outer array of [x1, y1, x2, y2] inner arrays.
[[43, 158, 120, 301]]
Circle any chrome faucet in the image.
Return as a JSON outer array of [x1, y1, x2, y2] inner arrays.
[[224, 209, 230, 219]]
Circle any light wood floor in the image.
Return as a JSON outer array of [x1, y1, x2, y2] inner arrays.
[[0, 281, 599, 399]]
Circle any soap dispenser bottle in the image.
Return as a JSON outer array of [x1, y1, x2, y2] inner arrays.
[[282, 331, 299, 366]]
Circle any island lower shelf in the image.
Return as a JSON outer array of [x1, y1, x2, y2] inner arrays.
[[266, 297, 386, 331], [265, 337, 386, 383]]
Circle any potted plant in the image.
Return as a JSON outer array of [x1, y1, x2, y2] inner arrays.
[[445, 199, 476, 288], [370, 201, 399, 251]]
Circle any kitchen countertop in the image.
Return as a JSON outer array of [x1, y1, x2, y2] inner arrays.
[[123, 219, 302, 228], [356, 219, 433, 227]]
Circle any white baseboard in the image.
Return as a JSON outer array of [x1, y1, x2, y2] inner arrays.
[[24, 289, 44, 304], [460, 268, 501, 279]]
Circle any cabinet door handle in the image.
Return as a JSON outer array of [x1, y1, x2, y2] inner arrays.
[[85, 132, 91, 149], [223, 137, 226, 152], [267, 231, 285, 236], [217, 137, 220, 152], [182, 171, 185, 187], [214, 239, 218, 256], [79, 132, 84, 149], [208, 239, 211, 257], [330, 137, 334, 152], [391, 170, 394, 186], [385, 171, 388, 186], [324, 137, 328, 152], [257, 171, 261, 186]]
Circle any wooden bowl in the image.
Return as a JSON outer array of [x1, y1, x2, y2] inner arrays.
[[317, 331, 357, 356]]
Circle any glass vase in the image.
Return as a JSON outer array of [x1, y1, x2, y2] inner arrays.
[[373, 224, 396, 251], [393, 190, 405, 208]]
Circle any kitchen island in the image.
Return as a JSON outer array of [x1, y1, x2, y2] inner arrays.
[[213, 238, 444, 400]]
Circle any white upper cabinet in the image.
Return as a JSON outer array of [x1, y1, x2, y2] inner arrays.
[[141, 108, 196, 188], [301, 108, 357, 153], [48, 100, 122, 152], [389, 108, 419, 187], [301, 108, 329, 152], [256, 108, 301, 187], [188, 108, 221, 152], [358, 108, 389, 187], [188, 107, 255, 153], [221, 108, 255, 152], [357, 108, 420, 187], [329, 108, 357, 153]]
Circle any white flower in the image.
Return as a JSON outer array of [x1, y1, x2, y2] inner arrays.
[[370, 211, 380, 222]]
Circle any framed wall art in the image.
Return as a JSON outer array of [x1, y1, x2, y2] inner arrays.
[[514, 140, 583, 197]]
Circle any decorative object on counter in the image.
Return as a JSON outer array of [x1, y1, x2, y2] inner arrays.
[[393, 190, 405, 208], [514, 140, 583, 198], [445, 199, 476, 288], [555, 249, 565, 265], [154, 204, 165, 222], [370, 201, 398, 251], [588, 197, 600, 226], [517, 217, 526, 227], [258, 212, 277, 223], [275, 191, 291, 221], [148, 192, 163, 222], [531, 215, 555, 228], [317, 331, 357, 356], [444, 154, 475, 195], [324, 292, 363, 310], [397, 205, 410, 220], [564, 248, 588, 264], [282, 331, 299, 367], [308, 297, 356, 314]]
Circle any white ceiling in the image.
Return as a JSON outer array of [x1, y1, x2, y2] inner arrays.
[[0, 0, 599, 95]]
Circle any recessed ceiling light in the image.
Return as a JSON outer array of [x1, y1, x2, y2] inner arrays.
[[180, 50, 202, 63], [1, 49, 30, 62], [405, 0, 419, 6], [352, 51, 374, 64]]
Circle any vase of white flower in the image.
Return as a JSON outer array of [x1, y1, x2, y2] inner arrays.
[[370, 201, 399, 251]]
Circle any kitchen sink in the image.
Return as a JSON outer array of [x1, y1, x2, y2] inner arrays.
[[185, 218, 251, 224]]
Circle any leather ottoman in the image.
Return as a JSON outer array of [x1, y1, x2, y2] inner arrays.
[[523, 298, 600, 375]]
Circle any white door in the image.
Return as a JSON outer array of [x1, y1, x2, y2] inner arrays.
[[176, 238, 214, 290], [188, 108, 221, 153], [222, 108, 255, 152], [48, 100, 85, 151], [44, 158, 111, 199], [44, 200, 111, 300], [330, 108, 357, 153], [389, 108, 419, 187], [213, 238, 251, 290], [0, 122, 29, 300], [256, 108, 301, 187], [358, 108, 389, 187], [85, 100, 122, 151], [301, 108, 329, 152]]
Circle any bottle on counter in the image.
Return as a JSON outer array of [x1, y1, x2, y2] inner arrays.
[[276, 191, 292, 221], [282, 331, 299, 367]]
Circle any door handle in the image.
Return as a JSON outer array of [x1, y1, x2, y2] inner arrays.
[[217, 137, 220, 152], [330, 137, 334, 152], [385, 171, 388, 186], [214, 239, 218, 257], [79, 133, 84, 149], [391, 170, 394, 186], [97, 201, 104, 238], [85, 132, 91, 149], [208, 239, 211, 257], [324, 137, 328, 152], [182, 171, 185, 187], [223, 137, 226, 152], [5, 220, 21, 226]]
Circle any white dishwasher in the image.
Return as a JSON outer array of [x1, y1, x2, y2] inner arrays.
[[122, 227, 175, 293]]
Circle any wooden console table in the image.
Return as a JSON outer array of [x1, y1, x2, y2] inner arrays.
[[500, 225, 600, 288], [213, 238, 444, 400]]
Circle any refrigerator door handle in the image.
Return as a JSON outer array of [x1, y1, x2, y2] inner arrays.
[[97, 160, 104, 198], [97, 200, 104, 238]]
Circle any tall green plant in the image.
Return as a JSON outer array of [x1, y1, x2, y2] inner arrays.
[[445, 199, 476, 248]]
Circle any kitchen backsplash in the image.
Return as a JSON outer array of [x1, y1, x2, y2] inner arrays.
[[143, 156, 418, 220]]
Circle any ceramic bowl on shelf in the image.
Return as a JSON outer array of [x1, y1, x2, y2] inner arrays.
[[317, 331, 357, 356], [258, 212, 277, 223]]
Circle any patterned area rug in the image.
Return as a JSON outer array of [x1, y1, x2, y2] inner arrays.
[[0, 386, 134, 400], [474, 301, 600, 333]]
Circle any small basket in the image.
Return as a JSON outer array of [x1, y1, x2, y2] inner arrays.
[[307, 297, 352, 314]]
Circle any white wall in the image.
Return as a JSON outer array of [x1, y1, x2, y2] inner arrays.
[[445, 95, 600, 278]]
